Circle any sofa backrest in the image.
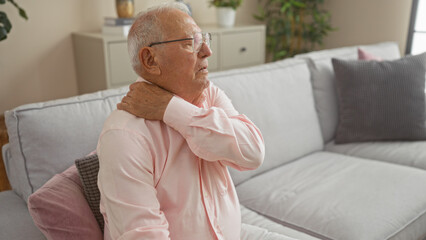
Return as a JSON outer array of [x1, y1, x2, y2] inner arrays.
[[295, 42, 401, 143], [210, 58, 323, 185], [4, 87, 128, 201]]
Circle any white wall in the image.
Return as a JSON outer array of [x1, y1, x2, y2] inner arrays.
[[0, 0, 259, 114]]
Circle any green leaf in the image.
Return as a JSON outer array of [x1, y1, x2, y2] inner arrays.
[[274, 50, 287, 60], [0, 0, 5, 4], [292, 2, 305, 8], [253, 0, 334, 62], [0, 12, 12, 32], [280, 2, 291, 13], [0, 26, 7, 41], [253, 14, 264, 21], [210, 0, 241, 10], [19, 8, 28, 20]]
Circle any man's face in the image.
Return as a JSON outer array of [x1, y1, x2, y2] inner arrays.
[[153, 10, 212, 104]]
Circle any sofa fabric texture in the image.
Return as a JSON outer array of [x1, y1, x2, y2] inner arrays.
[[325, 140, 426, 171], [210, 59, 323, 185], [237, 151, 426, 240], [4, 87, 128, 201], [27, 165, 103, 240], [0, 190, 45, 240], [332, 52, 426, 143]]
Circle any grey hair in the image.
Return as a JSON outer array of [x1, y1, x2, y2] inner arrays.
[[127, 2, 191, 77]]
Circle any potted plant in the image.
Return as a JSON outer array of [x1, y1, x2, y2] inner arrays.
[[0, 0, 28, 41], [254, 0, 335, 61], [210, 0, 242, 28]]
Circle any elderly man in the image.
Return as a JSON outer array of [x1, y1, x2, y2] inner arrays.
[[97, 2, 265, 239]]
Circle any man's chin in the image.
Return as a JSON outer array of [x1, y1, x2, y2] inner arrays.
[[203, 79, 210, 89]]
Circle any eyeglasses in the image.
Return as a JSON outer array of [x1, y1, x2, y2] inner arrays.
[[149, 32, 211, 53]]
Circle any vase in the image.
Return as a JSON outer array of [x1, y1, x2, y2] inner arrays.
[[217, 7, 236, 28], [116, 0, 135, 18]]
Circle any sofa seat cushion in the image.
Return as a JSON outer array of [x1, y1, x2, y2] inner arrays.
[[241, 205, 320, 240], [211, 58, 323, 185], [0, 190, 45, 240], [241, 223, 298, 240], [236, 151, 426, 240], [325, 140, 426, 171]]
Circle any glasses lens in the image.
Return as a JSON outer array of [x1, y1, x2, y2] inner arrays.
[[193, 33, 202, 52], [193, 33, 211, 52], [204, 33, 211, 49]]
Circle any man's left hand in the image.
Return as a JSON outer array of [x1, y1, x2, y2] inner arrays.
[[117, 82, 174, 121]]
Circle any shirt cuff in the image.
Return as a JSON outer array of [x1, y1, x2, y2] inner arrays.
[[163, 96, 199, 136]]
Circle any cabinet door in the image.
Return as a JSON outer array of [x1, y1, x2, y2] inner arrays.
[[221, 30, 264, 70], [107, 42, 138, 88]]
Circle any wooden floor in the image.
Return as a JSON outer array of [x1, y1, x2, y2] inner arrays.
[[0, 114, 11, 191]]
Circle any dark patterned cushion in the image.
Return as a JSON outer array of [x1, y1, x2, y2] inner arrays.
[[75, 154, 103, 232], [332, 52, 426, 144]]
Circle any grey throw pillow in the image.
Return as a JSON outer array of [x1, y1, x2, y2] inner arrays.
[[75, 154, 104, 232], [332, 52, 426, 144]]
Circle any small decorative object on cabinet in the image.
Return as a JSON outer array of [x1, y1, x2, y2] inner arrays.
[[116, 0, 134, 18], [210, 0, 242, 28], [72, 24, 265, 93], [102, 16, 134, 37], [217, 7, 236, 28]]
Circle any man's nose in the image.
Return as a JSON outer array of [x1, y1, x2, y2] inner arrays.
[[198, 42, 212, 58]]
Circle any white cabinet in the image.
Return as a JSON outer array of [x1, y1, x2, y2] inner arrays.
[[72, 33, 138, 94], [72, 25, 265, 94], [203, 24, 265, 71]]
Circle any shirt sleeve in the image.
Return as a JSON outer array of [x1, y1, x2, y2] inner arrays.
[[97, 129, 170, 240], [163, 86, 265, 171]]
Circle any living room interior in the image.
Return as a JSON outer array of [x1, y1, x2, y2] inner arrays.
[[1, 0, 426, 239], [0, 0, 415, 114]]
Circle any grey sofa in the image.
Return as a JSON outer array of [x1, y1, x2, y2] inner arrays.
[[2, 41, 426, 240]]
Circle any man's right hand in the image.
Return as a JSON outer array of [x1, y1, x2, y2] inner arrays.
[[117, 82, 174, 121]]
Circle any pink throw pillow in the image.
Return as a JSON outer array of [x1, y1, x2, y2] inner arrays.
[[357, 48, 383, 61], [28, 165, 103, 240]]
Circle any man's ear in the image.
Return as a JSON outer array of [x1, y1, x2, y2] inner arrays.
[[139, 47, 161, 75]]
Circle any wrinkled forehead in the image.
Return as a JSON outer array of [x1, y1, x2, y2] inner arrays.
[[159, 9, 201, 38]]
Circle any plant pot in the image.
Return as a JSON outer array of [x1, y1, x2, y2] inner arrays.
[[116, 0, 134, 18], [217, 7, 236, 28]]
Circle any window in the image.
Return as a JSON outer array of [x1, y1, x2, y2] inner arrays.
[[406, 0, 426, 55]]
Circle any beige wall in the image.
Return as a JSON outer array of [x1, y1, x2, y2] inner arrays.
[[0, 0, 115, 114], [0, 0, 259, 114], [323, 0, 412, 54], [0, 0, 413, 113]]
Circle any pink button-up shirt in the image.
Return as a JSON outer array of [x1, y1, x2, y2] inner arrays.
[[97, 81, 265, 240]]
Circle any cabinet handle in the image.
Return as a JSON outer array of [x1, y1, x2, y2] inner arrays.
[[240, 47, 247, 52]]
